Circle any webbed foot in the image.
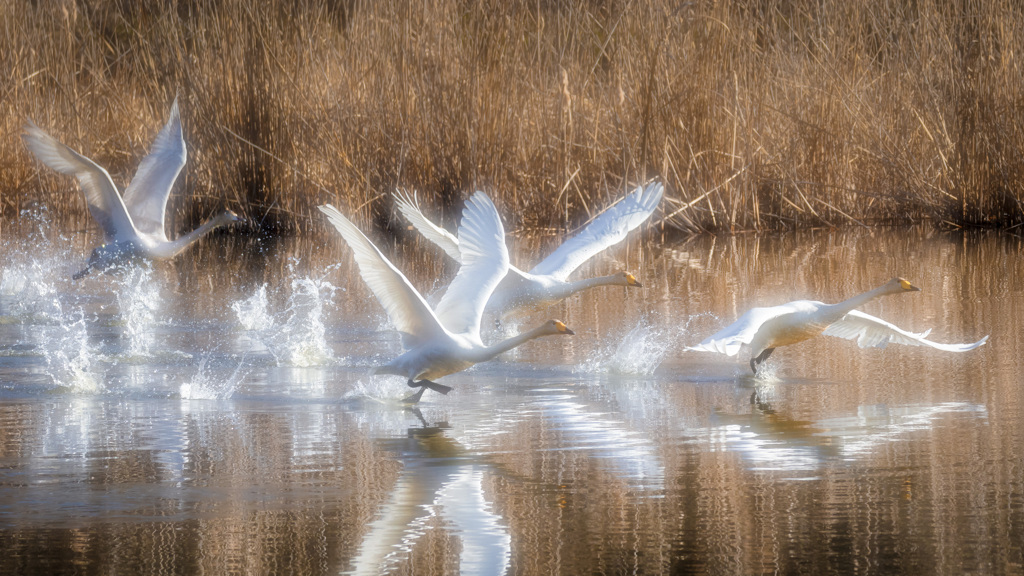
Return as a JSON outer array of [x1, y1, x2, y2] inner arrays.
[[401, 378, 453, 403], [750, 347, 776, 374]]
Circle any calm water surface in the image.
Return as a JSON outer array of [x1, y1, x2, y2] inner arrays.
[[0, 218, 1020, 575]]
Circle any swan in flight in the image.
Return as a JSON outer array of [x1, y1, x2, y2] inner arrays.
[[393, 182, 663, 317], [687, 277, 988, 373], [318, 192, 575, 403], [22, 97, 241, 279]]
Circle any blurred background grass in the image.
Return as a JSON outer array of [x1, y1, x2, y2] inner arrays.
[[2, 0, 1022, 238]]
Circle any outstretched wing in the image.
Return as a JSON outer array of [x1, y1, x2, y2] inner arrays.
[[530, 182, 664, 280], [318, 204, 447, 348], [433, 192, 510, 337], [22, 120, 136, 243], [122, 97, 187, 241], [393, 190, 463, 262], [823, 310, 989, 351], [394, 189, 533, 286], [685, 304, 798, 357]]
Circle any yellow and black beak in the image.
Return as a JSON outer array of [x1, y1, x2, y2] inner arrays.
[[626, 273, 642, 288], [555, 320, 575, 335], [899, 278, 921, 292]]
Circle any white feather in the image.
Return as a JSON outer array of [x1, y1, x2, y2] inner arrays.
[[394, 182, 663, 316], [22, 97, 238, 276], [823, 310, 988, 352]]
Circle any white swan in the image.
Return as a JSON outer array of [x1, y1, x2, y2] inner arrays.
[[22, 97, 241, 279], [687, 277, 988, 373], [318, 192, 575, 403], [394, 182, 664, 317]]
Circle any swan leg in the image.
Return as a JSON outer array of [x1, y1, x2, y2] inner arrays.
[[401, 378, 453, 403], [72, 266, 92, 280], [750, 347, 775, 373], [415, 379, 453, 395], [401, 386, 427, 404]]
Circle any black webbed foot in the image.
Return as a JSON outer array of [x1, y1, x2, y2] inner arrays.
[[401, 387, 427, 404], [401, 378, 453, 403], [750, 347, 776, 373]]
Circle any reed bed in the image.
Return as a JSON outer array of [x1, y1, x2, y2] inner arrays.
[[2, 0, 1022, 237]]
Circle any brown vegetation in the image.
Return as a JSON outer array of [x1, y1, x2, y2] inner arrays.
[[2, 0, 1022, 237]]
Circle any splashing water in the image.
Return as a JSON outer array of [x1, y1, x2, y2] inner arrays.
[[179, 354, 248, 400], [753, 362, 783, 383], [44, 305, 102, 394], [0, 256, 65, 324], [231, 273, 340, 367], [583, 313, 710, 376], [232, 284, 270, 332], [114, 265, 162, 359], [601, 317, 672, 375]]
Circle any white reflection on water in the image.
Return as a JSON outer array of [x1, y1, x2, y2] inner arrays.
[[816, 402, 989, 458], [347, 419, 510, 576], [528, 389, 665, 488], [702, 400, 989, 475]]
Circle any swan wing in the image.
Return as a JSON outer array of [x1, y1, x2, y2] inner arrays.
[[685, 304, 799, 356], [393, 190, 463, 261], [434, 192, 510, 337], [22, 120, 136, 243], [530, 182, 664, 280], [318, 204, 446, 348], [823, 310, 989, 351], [122, 97, 187, 241]]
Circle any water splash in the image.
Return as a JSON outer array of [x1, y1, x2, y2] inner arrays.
[[232, 284, 270, 331], [600, 317, 673, 375], [0, 254, 64, 324], [231, 271, 340, 367], [577, 312, 721, 376], [44, 305, 102, 394], [113, 265, 161, 359], [753, 362, 783, 383], [577, 314, 695, 376], [342, 373, 436, 405], [179, 354, 247, 400]]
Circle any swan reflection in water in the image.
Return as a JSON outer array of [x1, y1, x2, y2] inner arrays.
[[704, 396, 988, 475], [347, 410, 511, 576]]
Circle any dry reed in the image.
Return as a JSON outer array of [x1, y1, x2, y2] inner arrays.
[[2, 0, 1022, 237]]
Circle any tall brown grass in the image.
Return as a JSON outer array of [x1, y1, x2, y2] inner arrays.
[[2, 0, 1022, 237]]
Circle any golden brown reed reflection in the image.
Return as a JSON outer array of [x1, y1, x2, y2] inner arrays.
[[0, 226, 1021, 575]]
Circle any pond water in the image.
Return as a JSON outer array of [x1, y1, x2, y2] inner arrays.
[[0, 215, 1020, 575]]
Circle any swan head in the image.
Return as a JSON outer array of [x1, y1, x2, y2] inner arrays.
[[219, 209, 243, 224], [543, 319, 575, 336], [615, 271, 643, 288], [890, 277, 921, 293]]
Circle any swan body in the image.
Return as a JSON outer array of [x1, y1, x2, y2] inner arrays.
[[687, 278, 988, 373], [318, 192, 574, 402], [394, 182, 663, 316], [22, 97, 241, 278]]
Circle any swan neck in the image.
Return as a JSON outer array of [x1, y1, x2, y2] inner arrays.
[[560, 274, 622, 295], [829, 284, 892, 315], [580, 274, 622, 289], [479, 325, 550, 359], [162, 213, 229, 258]]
